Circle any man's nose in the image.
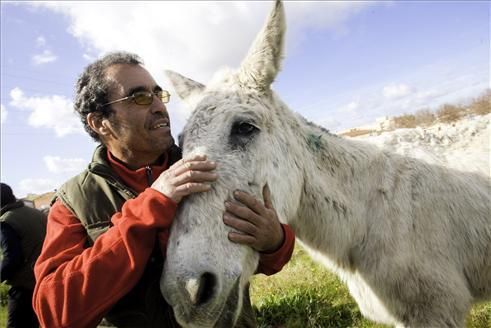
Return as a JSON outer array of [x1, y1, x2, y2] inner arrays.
[[151, 95, 167, 114]]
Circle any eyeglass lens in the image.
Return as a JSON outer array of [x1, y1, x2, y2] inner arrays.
[[133, 90, 170, 105]]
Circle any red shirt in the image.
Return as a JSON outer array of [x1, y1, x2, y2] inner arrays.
[[33, 151, 295, 328]]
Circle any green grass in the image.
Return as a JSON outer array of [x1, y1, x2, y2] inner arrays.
[[2, 246, 489, 327], [251, 245, 491, 328], [1, 282, 7, 327], [0, 307, 5, 327]]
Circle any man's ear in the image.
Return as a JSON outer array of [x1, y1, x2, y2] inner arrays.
[[87, 112, 112, 137]]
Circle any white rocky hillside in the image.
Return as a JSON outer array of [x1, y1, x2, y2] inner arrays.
[[348, 113, 490, 177]]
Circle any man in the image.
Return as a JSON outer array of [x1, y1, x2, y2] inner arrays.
[[33, 52, 295, 327], [1, 182, 47, 327]]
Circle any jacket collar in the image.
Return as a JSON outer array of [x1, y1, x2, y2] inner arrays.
[[1, 200, 24, 216]]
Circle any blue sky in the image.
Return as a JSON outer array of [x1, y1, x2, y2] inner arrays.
[[1, 1, 489, 197]]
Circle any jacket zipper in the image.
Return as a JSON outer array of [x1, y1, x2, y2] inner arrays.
[[145, 166, 153, 186]]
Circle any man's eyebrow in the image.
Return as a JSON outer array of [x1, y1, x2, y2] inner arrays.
[[126, 85, 162, 97], [126, 85, 148, 97]]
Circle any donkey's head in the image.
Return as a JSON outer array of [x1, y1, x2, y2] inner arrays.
[[160, 1, 303, 326]]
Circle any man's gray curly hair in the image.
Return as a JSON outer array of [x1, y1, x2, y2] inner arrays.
[[74, 51, 143, 142]]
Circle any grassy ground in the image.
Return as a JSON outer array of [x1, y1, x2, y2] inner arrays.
[[251, 245, 491, 328], [0, 282, 6, 327], [0, 308, 5, 327], [1, 245, 489, 327]]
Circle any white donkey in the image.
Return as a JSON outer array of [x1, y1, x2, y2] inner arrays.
[[161, 1, 491, 327]]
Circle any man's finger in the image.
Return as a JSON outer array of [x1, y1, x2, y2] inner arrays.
[[223, 214, 257, 235], [233, 190, 265, 215], [169, 154, 208, 169], [225, 201, 260, 225], [228, 232, 255, 246], [175, 182, 211, 195], [173, 171, 217, 185], [263, 183, 273, 209], [173, 160, 216, 176], [184, 154, 207, 162]]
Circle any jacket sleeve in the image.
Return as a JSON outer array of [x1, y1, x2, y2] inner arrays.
[[0, 222, 24, 282], [256, 223, 295, 276], [33, 188, 176, 328]]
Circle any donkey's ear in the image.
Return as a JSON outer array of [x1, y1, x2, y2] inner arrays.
[[238, 0, 285, 92], [165, 70, 205, 108]]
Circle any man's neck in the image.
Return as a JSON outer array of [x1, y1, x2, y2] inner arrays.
[[108, 148, 163, 170]]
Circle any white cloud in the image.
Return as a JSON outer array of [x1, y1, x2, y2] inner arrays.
[[1, 104, 7, 124], [82, 53, 95, 61], [36, 35, 47, 47], [32, 2, 376, 83], [340, 101, 359, 114], [32, 49, 58, 65], [9, 87, 83, 137], [318, 118, 341, 131], [33, 35, 58, 65], [18, 178, 59, 197], [44, 156, 88, 174], [383, 83, 413, 99], [309, 59, 487, 134], [29, 1, 376, 134]]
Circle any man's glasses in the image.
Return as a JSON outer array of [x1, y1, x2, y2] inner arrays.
[[102, 90, 170, 107]]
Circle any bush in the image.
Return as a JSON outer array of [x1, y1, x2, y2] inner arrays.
[[469, 89, 491, 116], [393, 114, 416, 128], [341, 129, 374, 138], [436, 104, 465, 123], [414, 109, 436, 127]]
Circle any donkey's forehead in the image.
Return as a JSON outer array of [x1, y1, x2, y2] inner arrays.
[[193, 90, 271, 120]]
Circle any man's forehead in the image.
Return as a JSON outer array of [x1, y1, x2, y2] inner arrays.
[[105, 64, 158, 92]]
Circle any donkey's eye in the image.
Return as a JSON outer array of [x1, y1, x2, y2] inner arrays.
[[232, 122, 258, 136], [229, 121, 259, 150]]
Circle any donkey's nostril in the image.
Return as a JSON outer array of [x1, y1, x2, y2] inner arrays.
[[185, 272, 216, 306]]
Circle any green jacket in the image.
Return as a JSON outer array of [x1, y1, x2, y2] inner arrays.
[[1, 200, 47, 289], [56, 145, 137, 245], [54, 144, 181, 327]]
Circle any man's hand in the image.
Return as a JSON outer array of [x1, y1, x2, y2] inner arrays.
[[223, 184, 284, 253], [151, 155, 217, 203]]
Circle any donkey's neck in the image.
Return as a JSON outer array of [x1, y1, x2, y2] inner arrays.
[[288, 114, 383, 271]]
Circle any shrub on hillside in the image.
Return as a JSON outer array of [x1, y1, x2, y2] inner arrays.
[[414, 109, 436, 126], [436, 104, 465, 123], [469, 89, 491, 116], [393, 114, 416, 129], [341, 129, 374, 138]]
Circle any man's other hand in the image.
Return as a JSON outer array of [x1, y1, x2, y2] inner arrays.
[[223, 184, 284, 253]]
